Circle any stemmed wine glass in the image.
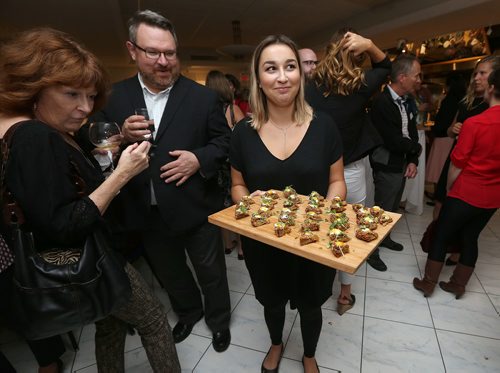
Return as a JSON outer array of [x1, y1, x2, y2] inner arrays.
[[88, 121, 122, 174]]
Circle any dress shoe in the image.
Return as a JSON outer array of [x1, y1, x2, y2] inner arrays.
[[380, 237, 404, 251], [261, 343, 284, 373], [367, 252, 387, 272], [172, 314, 203, 343], [212, 328, 231, 352]]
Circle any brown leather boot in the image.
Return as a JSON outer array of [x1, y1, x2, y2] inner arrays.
[[413, 259, 444, 297], [439, 263, 474, 299]]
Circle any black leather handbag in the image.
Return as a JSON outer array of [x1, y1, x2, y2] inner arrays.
[[8, 224, 131, 340], [1, 123, 131, 340]]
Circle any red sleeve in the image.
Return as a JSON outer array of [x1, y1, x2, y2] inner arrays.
[[450, 117, 476, 169]]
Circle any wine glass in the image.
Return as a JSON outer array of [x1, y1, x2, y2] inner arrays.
[[88, 121, 122, 173]]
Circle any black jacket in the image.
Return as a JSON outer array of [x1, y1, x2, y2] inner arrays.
[[88, 75, 231, 235], [370, 86, 421, 172]]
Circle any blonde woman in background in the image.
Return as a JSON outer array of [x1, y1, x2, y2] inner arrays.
[[432, 55, 500, 265]]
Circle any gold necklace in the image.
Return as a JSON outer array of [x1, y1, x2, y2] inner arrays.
[[268, 118, 297, 155]]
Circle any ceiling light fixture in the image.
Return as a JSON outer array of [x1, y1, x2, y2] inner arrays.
[[217, 20, 254, 60]]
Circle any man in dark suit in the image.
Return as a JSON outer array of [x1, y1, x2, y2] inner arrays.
[[90, 10, 231, 352], [369, 54, 422, 271]]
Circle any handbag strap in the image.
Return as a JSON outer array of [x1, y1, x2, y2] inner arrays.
[[1, 122, 87, 227], [1, 123, 26, 226]]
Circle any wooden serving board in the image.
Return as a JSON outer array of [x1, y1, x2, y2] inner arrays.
[[208, 192, 401, 274]]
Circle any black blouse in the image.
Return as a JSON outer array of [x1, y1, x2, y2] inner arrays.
[[5, 120, 104, 251], [231, 112, 342, 196], [456, 98, 489, 124], [306, 57, 391, 165]]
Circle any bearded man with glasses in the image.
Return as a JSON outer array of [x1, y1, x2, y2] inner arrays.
[[86, 9, 232, 352], [298, 48, 318, 80]]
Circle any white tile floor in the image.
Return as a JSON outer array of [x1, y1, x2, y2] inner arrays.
[[2, 205, 500, 372]]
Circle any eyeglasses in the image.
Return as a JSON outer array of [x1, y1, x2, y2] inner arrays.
[[130, 41, 177, 60], [302, 60, 318, 66]]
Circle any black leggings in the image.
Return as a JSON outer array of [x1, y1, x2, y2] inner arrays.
[[428, 197, 497, 266], [264, 302, 322, 358]]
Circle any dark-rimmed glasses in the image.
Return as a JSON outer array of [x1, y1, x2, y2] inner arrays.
[[130, 41, 177, 60]]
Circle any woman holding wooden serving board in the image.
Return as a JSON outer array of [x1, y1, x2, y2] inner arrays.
[[230, 34, 346, 373]]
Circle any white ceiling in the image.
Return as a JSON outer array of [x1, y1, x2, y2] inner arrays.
[[1, 0, 499, 73]]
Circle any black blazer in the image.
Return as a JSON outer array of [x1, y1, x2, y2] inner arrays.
[[89, 75, 231, 235], [370, 86, 421, 172]]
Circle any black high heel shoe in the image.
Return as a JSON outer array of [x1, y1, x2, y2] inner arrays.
[[261, 343, 284, 373]]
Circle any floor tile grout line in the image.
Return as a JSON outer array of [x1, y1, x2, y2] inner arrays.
[[363, 312, 437, 330], [406, 216, 448, 373], [190, 284, 250, 371], [191, 336, 212, 373], [472, 250, 500, 312], [363, 275, 426, 286], [406, 217, 450, 372], [432, 327, 500, 341], [359, 257, 369, 373], [419, 255, 448, 373]]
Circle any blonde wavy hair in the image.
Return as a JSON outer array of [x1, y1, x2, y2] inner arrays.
[[314, 28, 366, 97], [249, 34, 313, 130], [462, 55, 500, 109]]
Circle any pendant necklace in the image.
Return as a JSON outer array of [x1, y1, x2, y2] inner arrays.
[[268, 118, 296, 155]]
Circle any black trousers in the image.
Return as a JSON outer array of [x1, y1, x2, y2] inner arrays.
[[142, 208, 231, 332], [428, 197, 497, 266], [0, 267, 65, 368], [373, 169, 406, 213], [373, 168, 406, 250]]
